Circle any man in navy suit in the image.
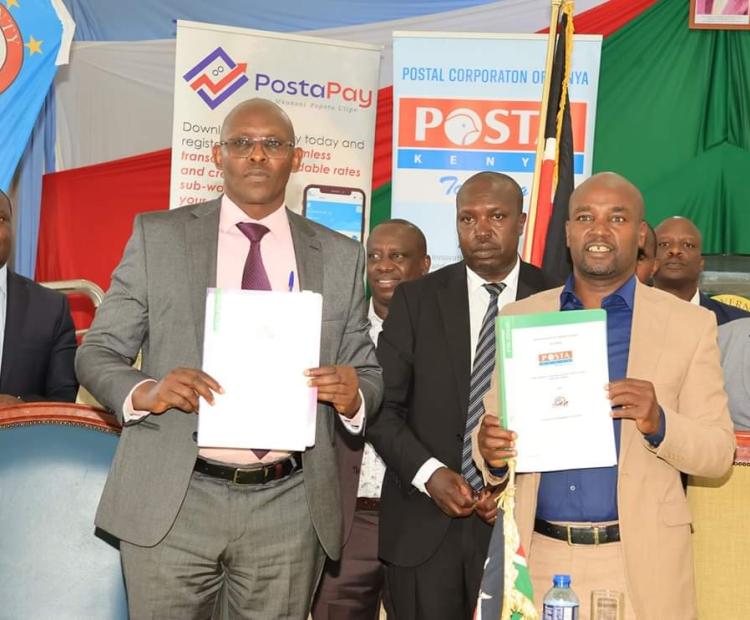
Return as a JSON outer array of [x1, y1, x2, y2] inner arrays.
[[654, 216, 750, 325], [0, 190, 78, 405]]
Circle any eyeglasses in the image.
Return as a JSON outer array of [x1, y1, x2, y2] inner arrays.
[[219, 137, 295, 159]]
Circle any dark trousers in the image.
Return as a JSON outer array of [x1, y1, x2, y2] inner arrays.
[[383, 514, 492, 620], [312, 508, 384, 620]]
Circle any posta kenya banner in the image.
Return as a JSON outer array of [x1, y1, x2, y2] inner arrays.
[[171, 21, 381, 241], [392, 32, 602, 269]]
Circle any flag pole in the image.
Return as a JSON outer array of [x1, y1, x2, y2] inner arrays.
[[522, 0, 564, 263]]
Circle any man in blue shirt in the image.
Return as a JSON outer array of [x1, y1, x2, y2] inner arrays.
[[475, 172, 734, 619]]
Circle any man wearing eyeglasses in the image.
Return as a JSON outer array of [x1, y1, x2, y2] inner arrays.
[[77, 98, 382, 619]]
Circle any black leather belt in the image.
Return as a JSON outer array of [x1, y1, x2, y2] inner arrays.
[[194, 453, 303, 485], [356, 497, 381, 511], [534, 518, 620, 545]]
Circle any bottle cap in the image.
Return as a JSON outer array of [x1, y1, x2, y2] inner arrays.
[[553, 574, 571, 588]]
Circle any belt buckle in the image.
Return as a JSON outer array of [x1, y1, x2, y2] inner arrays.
[[566, 525, 573, 546], [263, 464, 273, 483], [593, 526, 601, 545], [232, 467, 250, 484]]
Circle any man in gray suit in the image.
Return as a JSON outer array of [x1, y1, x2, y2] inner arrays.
[[76, 98, 383, 619]]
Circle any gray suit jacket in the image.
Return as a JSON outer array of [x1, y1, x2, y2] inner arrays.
[[76, 199, 382, 557], [718, 317, 750, 430]]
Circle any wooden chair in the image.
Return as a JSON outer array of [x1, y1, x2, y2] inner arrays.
[[0, 403, 127, 619]]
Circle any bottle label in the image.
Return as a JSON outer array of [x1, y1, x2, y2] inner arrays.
[[542, 604, 579, 620]]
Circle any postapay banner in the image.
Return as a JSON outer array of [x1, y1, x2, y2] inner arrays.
[[171, 21, 381, 242], [391, 32, 602, 270]]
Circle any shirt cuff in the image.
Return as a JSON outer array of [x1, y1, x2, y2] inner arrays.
[[412, 458, 446, 496], [643, 406, 666, 447], [122, 379, 157, 423], [487, 463, 509, 478], [338, 389, 366, 435]]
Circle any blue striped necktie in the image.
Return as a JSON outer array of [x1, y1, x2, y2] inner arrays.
[[462, 282, 506, 492]]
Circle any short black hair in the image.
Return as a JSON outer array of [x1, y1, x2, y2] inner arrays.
[[456, 171, 523, 214]]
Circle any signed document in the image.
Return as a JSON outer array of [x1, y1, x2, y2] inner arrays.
[[197, 288, 322, 450], [496, 309, 616, 472]]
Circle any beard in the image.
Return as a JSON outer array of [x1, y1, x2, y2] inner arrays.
[[578, 254, 618, 277]]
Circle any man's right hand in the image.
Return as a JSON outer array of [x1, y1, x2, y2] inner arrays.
[[132, 368, 223, 414], [425, 467, 475, 518], [478, 415, 517, 468]]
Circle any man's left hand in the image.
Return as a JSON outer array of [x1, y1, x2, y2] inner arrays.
[[608, 378, 660, 435], [306, 365, 361, 418]]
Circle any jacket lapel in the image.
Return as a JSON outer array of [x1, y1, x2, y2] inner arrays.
[[437, 263, 471, 420], [0, 272, 27, 390], [287, 210, 329, 446], [515, 261, 534, 301], [288, 209, 323, 294], [184, 199, 220, 355], [619, 282, 667, 467]]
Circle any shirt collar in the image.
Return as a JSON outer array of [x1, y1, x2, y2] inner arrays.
[[0, 264, 7, 297], [560, 273, 637, 310], [465, 255, 520, 292], [690, 289, 701, 305], [368, 299, 383, 328], [219, 194, 289, 238]]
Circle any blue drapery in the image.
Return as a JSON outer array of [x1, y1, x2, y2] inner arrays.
[[61, 0, 494, 40], [13, 0, 499, 276]]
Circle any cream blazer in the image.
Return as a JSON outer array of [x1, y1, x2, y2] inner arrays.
[[474, 281, 735, 619]]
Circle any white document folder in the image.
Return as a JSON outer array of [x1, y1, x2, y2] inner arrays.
[[496, 309, 617, 473], [197, 288, 322, 450]]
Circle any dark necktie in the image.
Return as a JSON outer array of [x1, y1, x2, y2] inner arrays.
[[236, 222, 272, 291], [462, 282, 506, 492], [236, 222, 272, 458]]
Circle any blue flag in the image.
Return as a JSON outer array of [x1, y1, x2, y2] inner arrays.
[[0, 0, 74, 190]]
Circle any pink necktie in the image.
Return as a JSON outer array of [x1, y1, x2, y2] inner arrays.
[[236, 222, 272, 458]]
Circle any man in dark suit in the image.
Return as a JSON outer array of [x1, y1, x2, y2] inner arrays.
[[0, 190, 77, 405], [368, 172, 550, 619], [76, 99, 382, 618], [654, 216, 750, 324]]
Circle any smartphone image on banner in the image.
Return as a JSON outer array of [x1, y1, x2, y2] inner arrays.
[[302, 185, 366, 242]]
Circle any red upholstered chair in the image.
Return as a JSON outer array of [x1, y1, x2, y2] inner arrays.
[[0, 403, 127, 619]]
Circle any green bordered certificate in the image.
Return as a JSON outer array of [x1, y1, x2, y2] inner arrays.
[[495, 309, 617, 473]]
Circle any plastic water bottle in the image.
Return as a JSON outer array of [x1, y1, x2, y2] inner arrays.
[[542, 574, 579, 620]]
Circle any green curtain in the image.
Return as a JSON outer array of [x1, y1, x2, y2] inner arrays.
[[369, 182, 392, 231], [592, 0, 750, 253], [371, 0, 750, 254]]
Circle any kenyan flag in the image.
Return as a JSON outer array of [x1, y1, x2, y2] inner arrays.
[[474, 460, 537, 620]]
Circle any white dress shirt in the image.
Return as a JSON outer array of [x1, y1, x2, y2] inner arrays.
[[356, 301, 387, 498], [411, 257, 521, 495]]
